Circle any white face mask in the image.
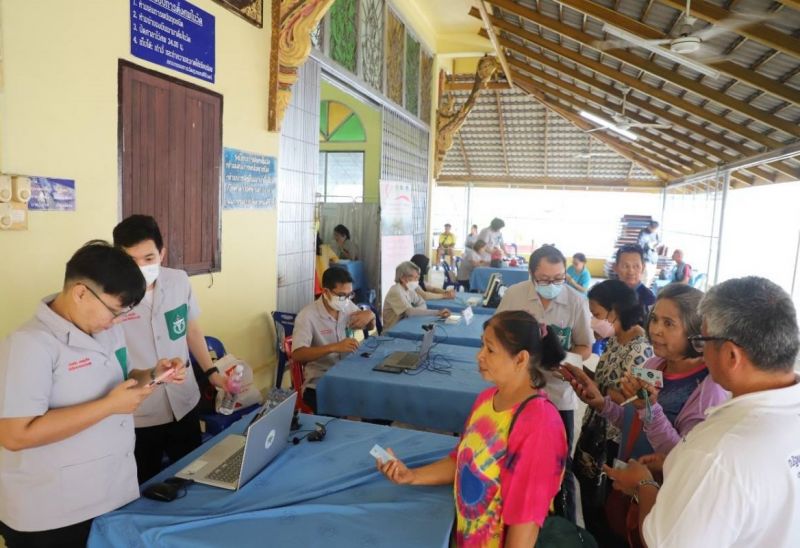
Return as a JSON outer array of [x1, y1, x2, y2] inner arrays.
[[140, 263, 161, 286], [406, 281, 420, 291], [326, 294, 350, 312]]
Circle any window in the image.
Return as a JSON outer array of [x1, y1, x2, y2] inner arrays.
[[317, 152, 364, 202], [119, 61, 222, 274]]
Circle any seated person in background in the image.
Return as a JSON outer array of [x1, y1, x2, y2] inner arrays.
[[566, 252, 591, 295], [464, 224, 479, 249], [457, 239, 491, 292], [332, 224, 359, 260], [315, 233, 338, 297], [670, 249, 691, 284], [410, 254, 456, 300], [0, 241, 185, 547], [377, 310, 568, 547], [478, 217, 508, 259], [497, 244, 594, 522], [383, 261, 450, 330], [291, 268, 375, 412], [436, 223, 456, 267], [614, 245, 656, 313], [604, 277, 799, 548]]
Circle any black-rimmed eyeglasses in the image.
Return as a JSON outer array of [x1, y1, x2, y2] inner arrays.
[[688, 335, 739, 354], [81, 283, 133, 318]]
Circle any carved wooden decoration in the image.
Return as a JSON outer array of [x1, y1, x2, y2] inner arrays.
[[268, 0, 335, 132], [434, 55, 501, 178]]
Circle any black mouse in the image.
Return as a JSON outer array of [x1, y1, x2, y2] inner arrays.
[[141, 481, 180, 502]]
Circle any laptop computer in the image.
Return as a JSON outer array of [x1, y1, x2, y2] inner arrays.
[[374, 327, 435, 372], [174, 392, 297, 490]]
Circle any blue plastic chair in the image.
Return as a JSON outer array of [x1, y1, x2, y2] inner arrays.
[[689, 272, 707, 290], [271, 311, 296, 388], [441, 261, 462, 292]]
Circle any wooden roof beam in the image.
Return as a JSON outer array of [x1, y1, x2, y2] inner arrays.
[[477, 0, 514, 87], [478, 2, 800, 136], [498, 38, 800, 181], [658, 0, 800, 58], [514, 78, 674, 180], [475, 24, 791, 154], [436, 175, 664, 189], [443, 80, 511, 91], [458, 132, 472, 177], [511, 70, 695, 174], [494, 91, 510, 176]]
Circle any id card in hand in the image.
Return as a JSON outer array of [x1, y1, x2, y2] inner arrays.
[[632, 366, 664, 389]]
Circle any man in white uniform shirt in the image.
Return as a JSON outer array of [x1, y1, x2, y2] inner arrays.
[[113, 215, 224, 483], [0, 241, 185, 547], [292, 267, 375, 412], [605, 276, 800, 548], [497, 244, 593, 521], [477, 217, 507, 258], [382, 261, 450, 331]]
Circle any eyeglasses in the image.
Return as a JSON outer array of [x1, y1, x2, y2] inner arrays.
[[687, 335, 739, 354], [327, 291, 354, 302], [81, 284, 133, 318], [533, 277, 566, 286]]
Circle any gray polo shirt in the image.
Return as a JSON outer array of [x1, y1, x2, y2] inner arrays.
[[0, 298, 139, 531], [293, 297, 360, 390], [382, 283, 428, 330], [497, 280, 594, 410], [119, 267, 200, 427]]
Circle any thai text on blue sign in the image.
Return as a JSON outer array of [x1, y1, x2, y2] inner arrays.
[[130, 0, 215, 83], [223, 148, 277, 210]]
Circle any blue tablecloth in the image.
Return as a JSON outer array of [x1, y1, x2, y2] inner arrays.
[[89, 414, 455, 548], [469, 266, 530, 292], [384, 314, 492, 348], [426, 297, 495, 315], [317, 338, 489, 432], [331, 260, 365, 291]]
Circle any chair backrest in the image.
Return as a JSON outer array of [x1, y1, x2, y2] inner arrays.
[[284, 336, 314, 414], [441, 261, 459, 290], [689, 272, 707, 290], [271, 311, 297, 389], [205, 336, 226, 360]]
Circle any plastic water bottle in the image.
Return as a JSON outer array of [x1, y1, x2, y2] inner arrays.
[[218, 364, 243, 415]]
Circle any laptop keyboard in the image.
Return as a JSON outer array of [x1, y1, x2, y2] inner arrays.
[[395, 353, 419, 367], [206, 446, 245, 484]]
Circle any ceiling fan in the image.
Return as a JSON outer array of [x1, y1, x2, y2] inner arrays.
[[593, 0, 778, 79], [580, 88, 671, 139]]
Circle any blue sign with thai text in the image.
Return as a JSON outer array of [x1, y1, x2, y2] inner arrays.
[[223, 148, 278, 210], [130, 0, 215, 83]]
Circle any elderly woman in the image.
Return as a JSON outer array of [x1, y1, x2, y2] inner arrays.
[[410, 254, 456, 301], [573, 280, 652, 547], [332, 224, 359, 260], [457, 239, 491, 292], [382, 261, 450, 330], [377, 311, 568, 547], [564, 284, 728, 544]]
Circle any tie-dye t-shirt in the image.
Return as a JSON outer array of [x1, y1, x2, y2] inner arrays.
[[452, 388, 567, 547]]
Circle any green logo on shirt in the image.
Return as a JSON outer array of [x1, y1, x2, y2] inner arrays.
[[549, 324, 573, 352], [164, 304, 188, 341], [115, 347, 129, 380]]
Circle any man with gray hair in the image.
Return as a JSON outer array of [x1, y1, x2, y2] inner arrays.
[[382, 261, 450, 330], [606, 276, 800, 547]]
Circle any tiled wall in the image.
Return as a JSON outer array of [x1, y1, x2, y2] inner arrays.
[[277, 59, 321, 313]]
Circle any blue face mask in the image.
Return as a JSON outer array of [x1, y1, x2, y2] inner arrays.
[[535, 281, 563, 300]]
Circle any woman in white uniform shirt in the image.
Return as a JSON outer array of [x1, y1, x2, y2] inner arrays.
[[0, 241, 185, 547], [382, 262, 450, 330]]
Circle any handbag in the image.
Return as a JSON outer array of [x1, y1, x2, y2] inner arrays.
[[508, 395, 598, 548], [572, 410, 610, 509], [604, 412, 644, 546]]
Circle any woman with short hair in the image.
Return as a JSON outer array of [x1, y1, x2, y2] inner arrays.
[[382, 261, 450, 330]]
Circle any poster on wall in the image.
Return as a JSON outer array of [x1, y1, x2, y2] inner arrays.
[[223, 147, 277, 209], [380, 180, 415, 304], [28, 177, 76, 211], [130, 0, 215, 83]]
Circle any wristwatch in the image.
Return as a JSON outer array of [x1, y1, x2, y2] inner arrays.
[[204, 366, 219, 378], [633, 479, 660, 504]]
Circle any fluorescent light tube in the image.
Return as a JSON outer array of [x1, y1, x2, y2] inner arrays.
[[580, 110, 638, 140], [602, 24, 721, 80]]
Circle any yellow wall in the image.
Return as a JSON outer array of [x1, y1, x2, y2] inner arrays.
[[319, 81, 382, 203], [0, 1, 279, 377]]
